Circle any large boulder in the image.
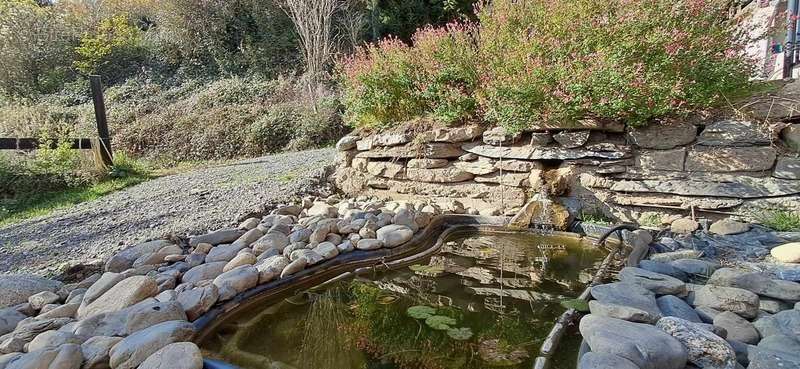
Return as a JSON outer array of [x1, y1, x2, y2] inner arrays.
[[707, 268, 800, 301], [188, 229, 245, 248], [589, 282, 662, 323], [0, 275, 62, 309], [77, 276, 158, 319], [657, 295, 702, 323], [212, 266, 258, 301], [108, 320, 195, 369], [618, 267, 686, 295], [771, 242, 800, 263], [713, 311, 760, 345], [656, 316, 737, 369], [81, 336, 123, 369], [181, 262, 227, 284], [138, 342, 203, 369], [376, 225, 414, 248], [690, 285, 760, 319], [105, 240, 173, 273], [578, 352, 640, 369], [579, 315, 687, 369]]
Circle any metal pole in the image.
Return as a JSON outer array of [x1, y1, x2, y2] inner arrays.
[[89, 75, 113, 167], [784, 0, 798, 78]]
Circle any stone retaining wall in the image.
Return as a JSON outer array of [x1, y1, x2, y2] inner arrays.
[[333, 100, 800, 226]]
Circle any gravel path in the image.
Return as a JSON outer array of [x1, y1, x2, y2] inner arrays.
[[0, 148, 335, 277]]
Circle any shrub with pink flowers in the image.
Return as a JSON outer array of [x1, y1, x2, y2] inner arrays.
[[338, 23, 479, 128], [478, 0, 754, 131], [339, 0, 754, 131]]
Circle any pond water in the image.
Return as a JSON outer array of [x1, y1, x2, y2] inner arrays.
[[200, 230, 608, 369]]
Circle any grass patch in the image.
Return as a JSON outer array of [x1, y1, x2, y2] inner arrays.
[[0, 174, 150, 226], [758, 210, 800, 232], [578, 210, 613, 226]]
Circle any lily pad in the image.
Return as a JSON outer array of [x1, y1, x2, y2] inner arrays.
[[446, 327, 473, 340], [425, 315, 457, 330], [560, 298, 589, 312], [406, 305, 437, 319]]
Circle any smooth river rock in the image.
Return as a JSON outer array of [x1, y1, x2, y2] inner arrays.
[[77, 276, 158, 319], [589, 282, 662, 323], [619, 267, 686, 295], [657, 295, 702, 323], [108, 320, 195, 369], [212, 266, 258, 301], [579, 315, 687, 369], [771, 242, 800, 263], [578, 352, 640, 369], [713, 311, 760, 344], [138, 342, 203, 369], [707, 268, 800, 301], [690, 285, 760, 319]]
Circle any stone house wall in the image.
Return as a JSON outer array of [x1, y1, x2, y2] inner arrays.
[[332, 84, 800, 226]]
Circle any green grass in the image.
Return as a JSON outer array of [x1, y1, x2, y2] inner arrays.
[[0, 174, 150, 226], [758, 210, 800, 232], [578, 210, 613, 226]]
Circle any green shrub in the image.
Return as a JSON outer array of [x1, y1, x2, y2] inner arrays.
[[478, 0, 753, 131], [339, 22, 478, 128], [75, 15, 149, 84]]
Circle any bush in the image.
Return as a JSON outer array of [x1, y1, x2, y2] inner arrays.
[[339, 22, 478, 128], [478, 0, 753, 131], [758, 210, 800, 232], [339, 0, 754, 131], [75, 15, 149, 84], [0, 0, 81, 96]]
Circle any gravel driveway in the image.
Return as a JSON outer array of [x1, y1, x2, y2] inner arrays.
[[0, 148, 335, 277]]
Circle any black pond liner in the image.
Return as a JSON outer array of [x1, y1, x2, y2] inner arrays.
[[192, 215, 636, 369]]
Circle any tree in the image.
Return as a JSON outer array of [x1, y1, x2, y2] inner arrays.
[[279, 0, 341, 89], [0, 0, 81, 96]]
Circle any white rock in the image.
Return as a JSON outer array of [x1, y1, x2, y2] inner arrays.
[[376, 225, 414, 248], [138, 342, 203, 369]]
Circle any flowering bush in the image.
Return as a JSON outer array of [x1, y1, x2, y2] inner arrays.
[[478, 0, 754, 131], [338, 23, 479, 128], [339, 0, 754, 130]]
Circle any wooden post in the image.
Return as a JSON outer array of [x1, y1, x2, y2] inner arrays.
[[89, 75, 113, 167]]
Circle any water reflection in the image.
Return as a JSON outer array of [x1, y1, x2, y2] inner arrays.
[[201, 231, 606, 369]]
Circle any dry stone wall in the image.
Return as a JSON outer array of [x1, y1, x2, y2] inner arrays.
[[333, 104, 800, 225]]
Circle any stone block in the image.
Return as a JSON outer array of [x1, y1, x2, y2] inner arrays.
[[685, 146, 776, 172]]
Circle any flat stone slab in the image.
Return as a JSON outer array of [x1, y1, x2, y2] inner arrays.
[[610, 177, 800, 198], [696, 120, 771, 147], [461, 141, 628, 160], [685, 146, 776, 172], [355, 143, 464, 159], [628, 120, 697, 149]]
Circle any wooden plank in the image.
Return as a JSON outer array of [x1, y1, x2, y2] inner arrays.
[[90, 75, 113, 167], [0, 138, 93, 150]]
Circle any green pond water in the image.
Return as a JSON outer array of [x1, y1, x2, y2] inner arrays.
[[200, 230, 608, 369]]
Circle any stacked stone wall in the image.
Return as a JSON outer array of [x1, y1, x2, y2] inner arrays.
[[333, 85, 800, 225]]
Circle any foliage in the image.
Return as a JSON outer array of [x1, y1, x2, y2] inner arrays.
[[338, 22, 478, 128], [406, 305, 437, 319], [74, 15, 148, 84], [477, 0, 754, 131], [0, 0, 82, 96], [339, 0, 754, 131], [446, 327, 473, 340], [757, 210, 800, 232], [425, 315, 457, 330], [365, 0, 477, 41]]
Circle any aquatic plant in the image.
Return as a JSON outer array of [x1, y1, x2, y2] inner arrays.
[[425, 315, 458, 330], [560, 298, 590, 312], [447, 327, 474, 341], [407, 305, 438, 319]]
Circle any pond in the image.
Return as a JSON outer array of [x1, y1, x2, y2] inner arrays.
[[199, 229, 608, 369]]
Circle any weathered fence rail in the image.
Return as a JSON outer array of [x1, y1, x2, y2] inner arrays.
[[0, 75, 113, 167]]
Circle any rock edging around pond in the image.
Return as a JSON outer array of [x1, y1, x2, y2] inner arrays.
[[578, 240, 800, 369], [0, 195, 447, 369]]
